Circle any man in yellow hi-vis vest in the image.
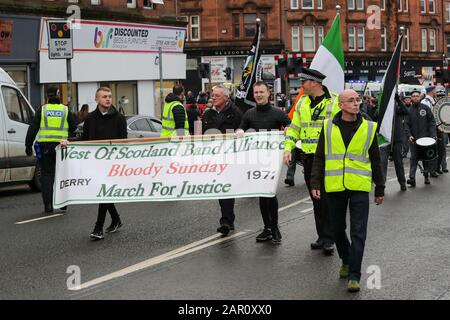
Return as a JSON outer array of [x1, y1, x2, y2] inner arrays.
[[25, 87, 76, 213], [160, 85, 189, 137], [284, 68, 340, 255], [310, 89, 385, 293]]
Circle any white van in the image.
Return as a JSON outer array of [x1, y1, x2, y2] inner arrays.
[[0, 67, 40, 191], [397, 84, 426, 98]]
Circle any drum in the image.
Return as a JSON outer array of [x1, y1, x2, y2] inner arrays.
[[415, 137, 438, 161]]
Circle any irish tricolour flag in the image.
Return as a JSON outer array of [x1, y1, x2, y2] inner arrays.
[[309, 14, 345, 94], [377, 34, 403, 147]]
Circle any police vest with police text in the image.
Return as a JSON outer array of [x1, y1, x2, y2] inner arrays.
[[38, 104, 69, 142]]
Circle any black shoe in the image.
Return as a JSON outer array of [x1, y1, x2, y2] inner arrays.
[[44, 203, 53, 213], [431, 171, 439, 178], [323, 243, 334, 255], [256, 228, 272, 242], [217, 223, 231, 236], [271, 227, 282, 244], [310, 240, 324, 250], [424, 176, 431, 184], [400, 184, 407, 191], [443, 169, 449, 173], [407, 179, 416, 187], [105, 220, 123, 233], [60, 206, 67, 211], [436, 169, 443, 174], [284, 178, 294, 187], [90, 229, 104, 240]]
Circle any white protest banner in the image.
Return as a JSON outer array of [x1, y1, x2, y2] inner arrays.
[[53, 132, 284, 208]]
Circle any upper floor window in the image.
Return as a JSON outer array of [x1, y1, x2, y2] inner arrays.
[[397, 0, 408, 12], [348, 0, 364, 10], [381, 27, 387, 51], [446, 1, 450, 22], [291, 0, 299, 9], [143, 0, 154, 9], [401, 28, 409, 52], [303, 26, 315, 51], [380, 0, 385, 10], [429, 29, 436, 52], [348, 26, 365, 51], [317, 26, 324, 46], [91, 0, 101, 5], [302, 0, 313, 9], [292, 26, 300, 52], [190, 16, 200, 41], [421, 29, 428, 52], [233, 14, 240, 38], [429, 0, 436, 14], [421, 0, 437, 14], [244, 14, 257, 38], [127, 0, 136, 9]]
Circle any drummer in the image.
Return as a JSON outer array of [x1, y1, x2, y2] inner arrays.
[[405, 89, 437, 186]]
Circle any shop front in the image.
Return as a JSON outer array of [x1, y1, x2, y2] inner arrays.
[[39, 18, 186, 118], [0, 15, 41, 108]]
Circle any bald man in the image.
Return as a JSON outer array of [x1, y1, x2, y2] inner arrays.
[[310, 89, 385, 292]]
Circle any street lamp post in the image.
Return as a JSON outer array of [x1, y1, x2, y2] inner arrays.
[[443, 53, 448, 96]]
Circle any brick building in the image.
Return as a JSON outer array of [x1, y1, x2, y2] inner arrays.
[[0, 0, 186, 116], [183, 0, 450, 93]]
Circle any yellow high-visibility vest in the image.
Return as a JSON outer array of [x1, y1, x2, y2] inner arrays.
[[285, 92, 340, 154], [323, 118, 377, 193], [160, 101, 189, 137], [38, 104, 69, 142]]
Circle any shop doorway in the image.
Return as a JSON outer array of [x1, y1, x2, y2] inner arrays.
[[100, 81, 137, 115]]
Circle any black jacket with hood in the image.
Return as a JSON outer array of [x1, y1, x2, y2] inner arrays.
[[82, 105, 127, 141]]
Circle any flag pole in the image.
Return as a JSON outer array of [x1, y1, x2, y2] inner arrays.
[[389, 27, 404, 153]]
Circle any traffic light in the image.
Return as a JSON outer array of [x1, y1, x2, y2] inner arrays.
[[276, 58, 288, 77], [223, 67, 232, 80], [287, 57, 303, 74], [198, 63, 210, 79], [49, 21, 71, 39]]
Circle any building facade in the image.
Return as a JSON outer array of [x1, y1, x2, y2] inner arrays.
[[0, 0, 187, 117], [182, 0, 450, 94]]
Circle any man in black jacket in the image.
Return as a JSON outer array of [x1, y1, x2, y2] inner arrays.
[[202, 85, 243, 236], [82, 87, 128, 240], [238, 81, 291, 244], [379, 95, 409, 191], [405, 90, 437, 186]]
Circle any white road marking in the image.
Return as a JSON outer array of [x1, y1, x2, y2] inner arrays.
[[70, 231, 247, 291], [279, 196, 311, 212], [300, 207, 314, 213], [15, 214, 63, 225]]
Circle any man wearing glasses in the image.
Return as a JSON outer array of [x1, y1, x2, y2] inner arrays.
[[284, 68, 340, 255], [406, 90, 437, 186], [310, 89, 384, 292]]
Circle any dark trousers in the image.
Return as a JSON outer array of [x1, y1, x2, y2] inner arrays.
[[285, 150, 297, 182], [379, 144, 406, 185], [303, 154, 334, 244], [218, 198, 235, 225], [259, 196, 279, 229], [37, 142, 58, 207], [95, 204, 120, 230], [409, 143, 433, 179], [437, 134, 448, 171], [328, 191, 369, 281]]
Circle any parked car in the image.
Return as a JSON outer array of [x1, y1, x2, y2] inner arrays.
[[74, 115, 162, 139], [0, 67, 41, 191]]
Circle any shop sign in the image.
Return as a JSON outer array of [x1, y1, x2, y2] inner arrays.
[[0, 20, 13, 55]]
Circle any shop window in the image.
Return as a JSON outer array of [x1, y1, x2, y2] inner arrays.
[[2, 86, 33, 125], [4, 67, 28, 100], [100, 82, 137, 115]]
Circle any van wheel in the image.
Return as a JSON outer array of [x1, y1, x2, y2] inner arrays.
[[29, 165, 42, 192]]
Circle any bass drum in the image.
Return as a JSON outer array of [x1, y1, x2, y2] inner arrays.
[[433, 97, 450, 133], [415, 137, 438, 161]]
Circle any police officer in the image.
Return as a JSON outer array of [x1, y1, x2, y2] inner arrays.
[[25, 87, 77, 213], [284, 68, 340, 255], [161, 85, 189, 137], [310, 89, 385, 292]]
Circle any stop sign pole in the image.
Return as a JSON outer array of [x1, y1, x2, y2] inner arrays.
[[47, 20, 75, 112]]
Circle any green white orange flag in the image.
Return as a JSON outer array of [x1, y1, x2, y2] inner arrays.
[[309, 13, 345, 94]]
